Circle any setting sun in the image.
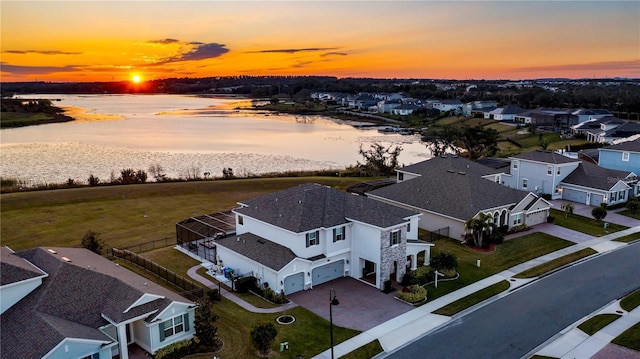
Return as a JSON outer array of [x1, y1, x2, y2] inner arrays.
[[132, 75, 141, 83]]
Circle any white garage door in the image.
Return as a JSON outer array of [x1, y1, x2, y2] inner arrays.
[[563, 188, 586, 204], [590, 194, 604, 206], [283, 272, 305, 295], [312, 260, 344, 286]]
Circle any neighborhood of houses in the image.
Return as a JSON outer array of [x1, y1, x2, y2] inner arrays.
[[312, 91, 640, 138], [2, 96, 639, 358]]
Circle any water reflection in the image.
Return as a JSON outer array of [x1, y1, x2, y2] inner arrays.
[[1, 94, 430, 184]]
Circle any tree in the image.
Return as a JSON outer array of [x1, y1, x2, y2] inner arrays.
[[464, 212, 496, 248], [148, 163, 167, 182], [421, 125, 499, 160], [561, 202, 574, 219], [87, 174, 100, 186], [81, 230, 104, 255], [430, 251, 458, 271], [357, 142, 402, 176], [626, 197, 639, 214], [194, 297, 218, 348], [591, 206, 608, 223], [222, 167, 234, 179], [250, 322, 277, 355]]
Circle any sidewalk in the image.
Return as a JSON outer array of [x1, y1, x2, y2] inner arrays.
[[534, 302, 640, 359], [312, 225, 640, 359]]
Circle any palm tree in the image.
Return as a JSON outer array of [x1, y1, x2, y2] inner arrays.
[[561, 202, 574, 219], [464, 213, 495, 248]]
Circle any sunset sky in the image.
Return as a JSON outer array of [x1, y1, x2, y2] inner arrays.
[[1, 1, 639, 82]]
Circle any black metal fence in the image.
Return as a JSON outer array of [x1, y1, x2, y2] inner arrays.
[[421, 227, 450, 241], [111, 248, 204, 301], [121, 237, 174, 253]]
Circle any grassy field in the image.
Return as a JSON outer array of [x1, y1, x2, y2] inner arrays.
[[422, 233, 574, 302], [1, 177, 371, 250], [0, 111, 74, 128], [513, 248, 598, 279], [551, 209, 628, 236]]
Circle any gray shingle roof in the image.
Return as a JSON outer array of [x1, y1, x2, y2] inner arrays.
[[235, 183, 418, 232], [513, 150, 580, 164], [216, 233, 297, 271], [561, 162, 633, 190], [369, 156, 530, 221], [602, 137, 640, 152], [400, 155, 502, 177], [0, 246, 46, 285], [1, 248, 193, 359]]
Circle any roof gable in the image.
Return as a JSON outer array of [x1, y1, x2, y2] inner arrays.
[[0, 247, 46, 286], [561, 162, 633, 190]]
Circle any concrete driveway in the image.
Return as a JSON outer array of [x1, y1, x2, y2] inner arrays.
[[550, 200, 640, 227], [287, 277, 413, 332]]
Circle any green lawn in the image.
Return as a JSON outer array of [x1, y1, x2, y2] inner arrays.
[[612, 322, 640, 351], [620, 289, 640, 312], [513, 248, 597, 278], [341, 340, 384, 359], [0, 177, 372, 250], [614, 233, 640, 243], [551, 209, 628, 236], [618, 209, 640, 220], [422, 233, 573, 302], [577, 314, 621, 335], [433, 280, 510, 316]]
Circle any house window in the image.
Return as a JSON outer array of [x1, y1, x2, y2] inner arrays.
[[513, 213, 523, 225], [389, 230, 400, 246], [557, 167, 561, 175], [512, 160, 519, 170], [238, 215, 244, 226], [619, 190, 626, 201], [522, 178, 528, 189], [333, 227, 345, 242], [306, 231, 319, 247], [160, 314, 189, 342], [80, 354, 100, 359], [407, 222, 411, 233], [547, 166, 553, 176], [398, 172, 404, 181], [611, 192, 617, 202], [622, 152, 630, 161]]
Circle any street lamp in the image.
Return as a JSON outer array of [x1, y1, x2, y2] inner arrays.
[[329, 289, 340, 359]]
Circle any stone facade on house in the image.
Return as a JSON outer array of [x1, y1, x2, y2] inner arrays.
[[379, 226, 408, 284]]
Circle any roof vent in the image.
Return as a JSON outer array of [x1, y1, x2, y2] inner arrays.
[[61, 256, 71, 262], [458, 171, 466, 175], [447, 169, 455, 173], [47, 249, 57, 254], [257, 239, 266, 244]]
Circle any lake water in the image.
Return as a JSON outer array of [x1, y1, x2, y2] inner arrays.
[[0, 94, 431, 185]]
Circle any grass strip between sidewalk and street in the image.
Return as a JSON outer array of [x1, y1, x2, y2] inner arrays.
[[432, 280, 510, 316], [577, 314, 621, 335], [620, 289, 640, 312], [614, 233, 640, 243], [550, 209, 628, 237], [513, 248, 597, 278], [341, 340, 384, 359]]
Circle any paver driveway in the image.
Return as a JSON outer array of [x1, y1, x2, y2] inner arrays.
[[287, 277, 413, 332]]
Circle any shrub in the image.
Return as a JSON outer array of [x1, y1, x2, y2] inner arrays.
[[81, 230, 104, 255], [547, 215, 555, 223], [87, 174, 100, 186], [439, 268, 457, 278], [154, 339, 194, 359], [592, 206, 608, 223], [250, 322, 278, 354], [396, 285, 427, 304], [382, 280, 393, 293], [234, 276, 256, 293], [207, 289, 221, 302], [430, 251, 458, 271]]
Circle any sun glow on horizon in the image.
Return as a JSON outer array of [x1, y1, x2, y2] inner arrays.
[[131, 74, 142, 83]]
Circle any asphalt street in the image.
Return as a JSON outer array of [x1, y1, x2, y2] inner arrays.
[[383, 242, 640, 359]]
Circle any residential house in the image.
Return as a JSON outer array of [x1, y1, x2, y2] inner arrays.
[[432, 100, 464, 113], [214, 183, 432, 294], [572, 109, 612, 124], [485, 105, 525, 121], [377, 99, 402, 114], [0, 247, 195, 359], [462, 100, 497, 117], [514, 108, 577, 132], [367, 155, 551, 241], [500, 149, 638, 206], [598, 137, 640, 174], [571, 115, 624, 141], [596, 121, 640, 144], [391, 104, 420, 116], [502, 150, 581, 199]]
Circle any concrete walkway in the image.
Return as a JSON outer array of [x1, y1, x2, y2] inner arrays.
[[186, 265, 298, 313], [534, 302, 640, 359]]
